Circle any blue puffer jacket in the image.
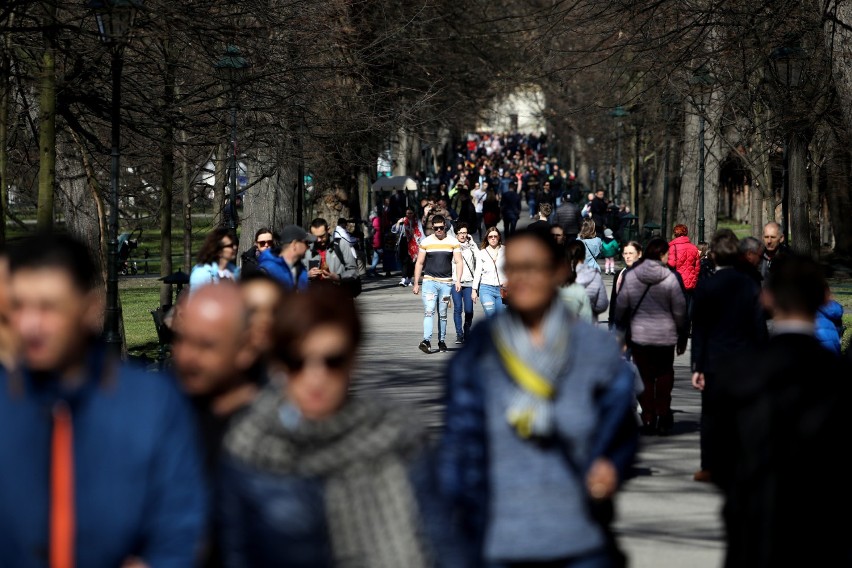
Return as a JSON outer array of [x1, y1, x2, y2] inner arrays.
[[257, 249, 309, 290], [816, 300, 844, 354]]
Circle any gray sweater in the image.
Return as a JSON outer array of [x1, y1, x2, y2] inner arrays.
[[575, 263, 609, 320], [614, 259, 687, 346]]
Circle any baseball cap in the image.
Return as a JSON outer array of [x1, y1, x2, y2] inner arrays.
[[279, 224, 316, 244], [604, 228, 614, 238]]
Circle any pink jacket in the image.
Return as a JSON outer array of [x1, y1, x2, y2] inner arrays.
[[371, 216, 382, 249], [667, 236, 701, 290]]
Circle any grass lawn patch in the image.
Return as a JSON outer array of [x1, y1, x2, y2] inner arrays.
[[120, 278, 163, 359]]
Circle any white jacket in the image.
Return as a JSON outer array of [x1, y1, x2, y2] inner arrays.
[[452, 244, 477, 286], [473, 246, 507, 289]]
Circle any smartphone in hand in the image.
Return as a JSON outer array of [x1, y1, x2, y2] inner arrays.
[[309, 259, 321, 270]]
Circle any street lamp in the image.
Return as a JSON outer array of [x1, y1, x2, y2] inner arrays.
[[660, 94, 679, 237], [214, 45, 250, 231], [690, 66, 714, 243], [89, 0, 142, 354], [770, 43, 807, 246], [609, 105, 629, 206]]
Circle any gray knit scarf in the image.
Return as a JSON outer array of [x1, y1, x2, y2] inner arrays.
[[492, 300, 574, 440], [225, 386, 431, 568]]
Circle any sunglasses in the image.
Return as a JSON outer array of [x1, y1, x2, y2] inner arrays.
[[283, 350, 350, 372], [220, 242, 238, 249], [488, 234, 500, 239], [433, 226, 446, 231]]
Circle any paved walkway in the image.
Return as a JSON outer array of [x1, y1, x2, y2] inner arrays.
[[352, 233, 725, 568]]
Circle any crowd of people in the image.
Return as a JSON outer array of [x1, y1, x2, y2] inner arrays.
[[1, 129, 851, 566]]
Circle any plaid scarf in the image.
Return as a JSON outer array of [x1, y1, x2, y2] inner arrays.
[[225, 387, 431, 568]]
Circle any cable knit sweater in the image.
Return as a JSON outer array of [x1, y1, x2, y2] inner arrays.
[[614, 259, 687, 346]]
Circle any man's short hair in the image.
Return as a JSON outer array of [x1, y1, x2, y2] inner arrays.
[[766, 254, 826, 316], [710, 229, 740, 266], [8, 232, 99, 292], [431, 215, 446, 226], [739, 236, 763, 255], [310, 218, 329, 230]]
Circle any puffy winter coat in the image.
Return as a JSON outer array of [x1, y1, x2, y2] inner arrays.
[[667, 236, 701, 290], [614, 259, 688, 346], [575, 263, 609, 320]]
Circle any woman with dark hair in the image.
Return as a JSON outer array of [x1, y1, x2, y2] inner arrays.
[[614, 237, 688, 435], [219, 283, 459, 567], [566, 240, 608, 323], [392, 206, 424, 287], [439, 226, 639, 567], [189, 227, 240, 290], [241, 227, 276, 277], [608, 240, 642, 331]]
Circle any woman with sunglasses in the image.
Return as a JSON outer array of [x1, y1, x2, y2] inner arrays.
[[218, 283, 460, 567], [189, 227, 240, 291], [471, 227, 507, 317], [240, 227, 276, 277]]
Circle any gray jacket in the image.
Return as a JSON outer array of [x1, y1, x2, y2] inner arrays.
[[575, 263, 609, 320], [303, 238, 359, 281], [614, 259, 687, 346]]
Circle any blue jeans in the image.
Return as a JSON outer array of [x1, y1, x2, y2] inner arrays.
[[479, 284, 505, 318], [369, 249, 382, 272], [452, 286, 474, 339], [422, 279, 452, 342]]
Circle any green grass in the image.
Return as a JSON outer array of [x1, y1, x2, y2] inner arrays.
[[717, 218, 752, 239], [120, 280, 165, 359]]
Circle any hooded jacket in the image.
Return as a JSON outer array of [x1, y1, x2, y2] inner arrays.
[[614, 259, 688, 346], [667, 236, 701, 290]]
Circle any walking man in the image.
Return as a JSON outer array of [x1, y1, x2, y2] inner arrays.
[[258, 224, 315, 291], [412, 215, 463, 353]]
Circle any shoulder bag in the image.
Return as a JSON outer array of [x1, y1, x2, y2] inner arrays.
[[489, 248, 508, 300], [618, 279, 653, 345]]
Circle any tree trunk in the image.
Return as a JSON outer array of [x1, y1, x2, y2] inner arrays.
[[808, 155, 822, 255], [213, 140, 227, 228], [37, 1, 57, 231], [0, 50, 8, 245], [787, 132, 811, 254], [826, 141, 852, 257], [180, 128, 192, 272], [242, 144, 297, 247]]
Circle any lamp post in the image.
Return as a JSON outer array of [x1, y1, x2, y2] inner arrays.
[[660, 94, 679, 237], [609, 106, 629, 206], [770, 44, 807, 246], [89, 0, 141, 354], [214, 45, 250, 231], [690, 66, 714, 243]]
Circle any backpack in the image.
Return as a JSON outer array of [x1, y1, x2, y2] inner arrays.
[[332, 241, 363, 298]]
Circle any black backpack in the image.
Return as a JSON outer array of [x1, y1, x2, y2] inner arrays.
[[332, 241, 362, 298]]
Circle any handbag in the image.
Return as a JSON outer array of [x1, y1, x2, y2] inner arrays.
[[489, 248, 508, 300]]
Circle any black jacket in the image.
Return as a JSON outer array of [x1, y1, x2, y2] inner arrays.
[[554, 201, 581, 235]]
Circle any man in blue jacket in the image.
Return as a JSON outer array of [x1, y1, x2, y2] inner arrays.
[[0, 233, 206, 567], [258, 224, 314, 290]]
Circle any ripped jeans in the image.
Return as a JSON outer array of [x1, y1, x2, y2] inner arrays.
[[421, 279, 453, 342], [478, 283, 505, 318]]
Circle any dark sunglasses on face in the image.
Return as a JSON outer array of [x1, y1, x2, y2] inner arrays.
[[283, 351, 350, 372], [220, 242, 237, 249], [433, 226, 446, 231], [256, 240, 273, 247]]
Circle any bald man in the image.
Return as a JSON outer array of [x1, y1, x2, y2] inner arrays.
[[171, 282, 262, 473], [759, 222, 789, 283]]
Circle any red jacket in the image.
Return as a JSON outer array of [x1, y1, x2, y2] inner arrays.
[[668, 236, 701, 290]]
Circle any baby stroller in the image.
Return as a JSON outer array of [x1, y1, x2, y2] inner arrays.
[[118, 229, 141, 275]]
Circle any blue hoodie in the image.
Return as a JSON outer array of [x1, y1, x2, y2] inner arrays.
[[815, 300, 844, 354]]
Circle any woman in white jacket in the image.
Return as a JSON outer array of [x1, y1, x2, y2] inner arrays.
[[451, 223, 477, 343], [472, 226, 507, 318]]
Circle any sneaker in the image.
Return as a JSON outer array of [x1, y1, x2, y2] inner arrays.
[[406, 280, 413, 287], [418, 340, 432, 354], [399, 278, 407, 287], [438, 341, 448, 352], [455, 336, 464, 344]]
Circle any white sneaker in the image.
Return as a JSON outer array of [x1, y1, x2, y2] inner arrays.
[[399, 278, 407, 287]]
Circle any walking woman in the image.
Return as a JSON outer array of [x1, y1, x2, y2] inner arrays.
[[608, 241, 643, 331], [219, 284, 461, 567], [566, 240, 609, 322], [189, 227, 240, 291], [472, 227, 507, 317], [614, 237, 688, 435], [452, 223, 477, 344], [577, 219, 602, 272], [392, 205, 424, 287], [438, 226, 639, 567]]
